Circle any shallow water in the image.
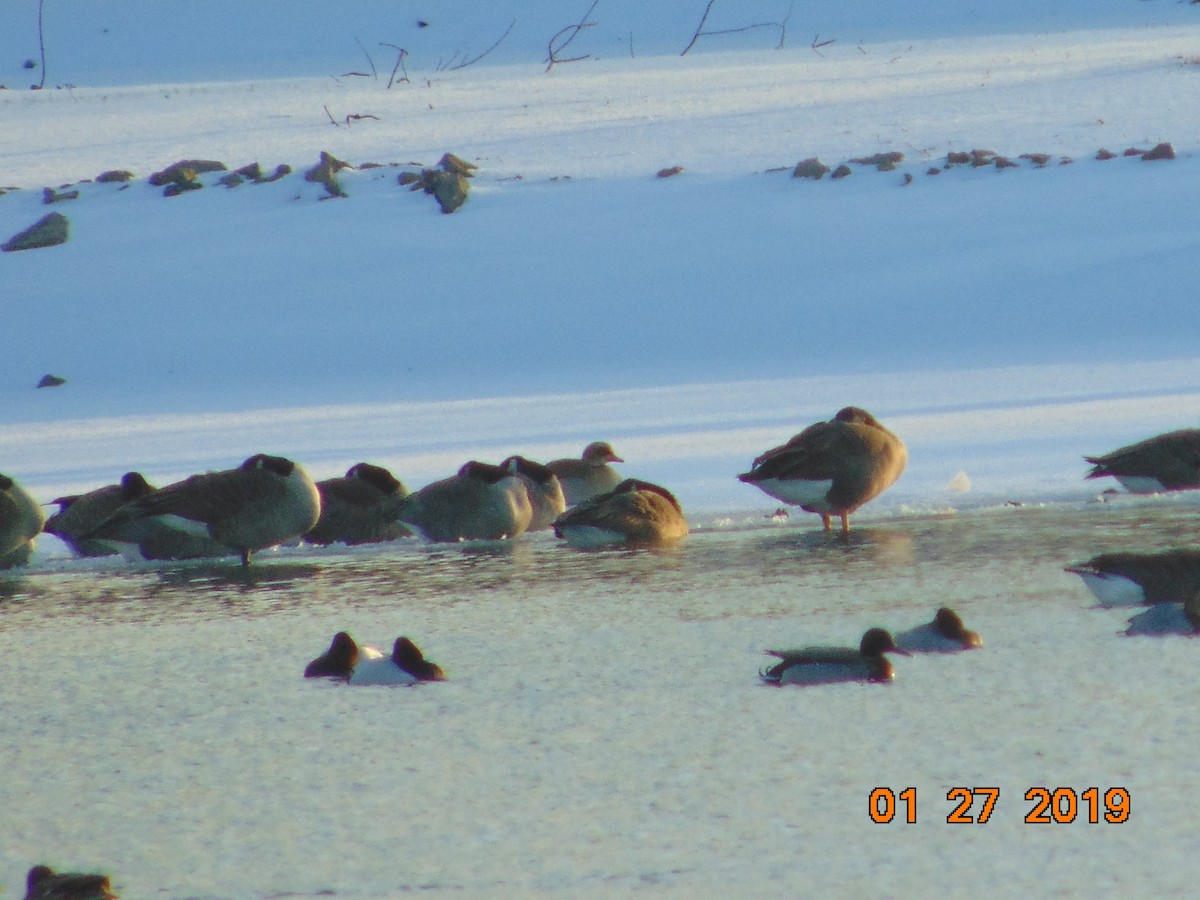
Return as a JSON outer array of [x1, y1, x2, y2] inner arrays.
[[4, 499, 1200, 898]]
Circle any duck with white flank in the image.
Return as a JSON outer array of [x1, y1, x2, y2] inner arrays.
[[0, 473, 45, 568], [81, 454, 321, 566], [552, 478, 688, 549], [24, 864, 117, 900], [546, 441, 624, 506], [304, 462, 412, 546], [1084, 428, 1200, 492], [738, 407, 907, 533], [502, 456, 566, 530], [760, 628, 910, 685], [396, 461, 533, 542], [304, 632, 445, 685], [1065, 549, 1200, 606], [894, 607, 983, 653]]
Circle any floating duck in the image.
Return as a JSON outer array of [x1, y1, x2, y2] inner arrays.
[[1085, 428, 1200, 492], [552, 478, 688, 549], [546, 441, 624, 506], [738, 407, 906, 533], [1065, 549, 1200, 606], [305, 462, 411, 546], [894, 607, 983, 652], [397, 461, 532, 542], [305, 632, 445, 685], [761, 628, 910, 685]]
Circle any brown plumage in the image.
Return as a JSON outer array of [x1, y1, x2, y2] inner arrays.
[[546, 441, 624, 506], [738, 407, 907, 533], [24, 864, 117, 900], [552, 478, 688, 549], [305, 462, 411, 545], [0, 473, 45, 568], [1084, 428, 1200, 492]]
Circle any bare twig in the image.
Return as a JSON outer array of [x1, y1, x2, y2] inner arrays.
[[380, 43, 410, 88], [546, 0, 601, 72], [355, 37, 378, 79], [35, 0, 47, 89], [682, 0, 792, 55], [437, 19, 515, 72], [324, 104, 339, 126], [343, 113, 380, 126], [811, 35, 836, 56]]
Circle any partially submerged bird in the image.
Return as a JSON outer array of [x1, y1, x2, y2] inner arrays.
[[304, 462, 411, 546], [502, 455, 566, 531], [546, 441, 625, 506], [24, 864, 117, 900], [894, 607, 983, 653], [82, 454, 321, 566], [761, 628, 910, 685], [1065, 549, 1200, 606], [738, 407, 907, 533], [304, 632, 445, 685], [552, 478, 688, 549], [397, 460, 533, 542], [0, 473, 45, 568], [1084, 428, 1200, 492]]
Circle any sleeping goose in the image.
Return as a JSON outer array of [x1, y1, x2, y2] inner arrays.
[[502, 456, 566, 531], [552, 478, 688, 549], [305, 462, 411, 546], [397, 461, 533, 542], [546, 441, 624, 506], [737, 406, 907, 533]]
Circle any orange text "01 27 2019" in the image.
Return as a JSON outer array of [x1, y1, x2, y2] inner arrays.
[[868, 787, 1131, 824]]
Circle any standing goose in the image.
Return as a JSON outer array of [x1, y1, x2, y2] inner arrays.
[[24, 864, 117, 899], [552, 478, 688, 549], [894, 607, 983, 652], [760, 628, 911, 686], [0, 473, 45, 568], [304, 632, 445, 685], [304, 462, 412, 546], [397, 461, 533, 542], [546, 441, 624, 506], [502, 456, 566, 531], [83, 454, 321, 566], [1065, 549, 1200, 606], [737, 406, 907, 533], [1084, 428, 1200, 492]]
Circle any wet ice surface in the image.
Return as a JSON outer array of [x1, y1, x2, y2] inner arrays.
[[4, 498, 1200, 898]]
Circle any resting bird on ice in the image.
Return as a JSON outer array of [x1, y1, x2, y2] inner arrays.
[[304, 631, 446, 684], [760, 628, 910, 686], [546, 441, 624, 506], [502, 456, 567, 531], [1084, 428, 1200, 492], [552, 478, 688, 549], [0, 473, 45, 568], [304, 462, 411, 546], [737, 407, 906, 533], [82, 454, 321, 566], [1065, 549, 1200, 606], [396, 461, 533, 542]]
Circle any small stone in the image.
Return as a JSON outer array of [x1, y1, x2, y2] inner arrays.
[[946, 151, 971, 165], [3, 212, 69, 251], [1019, 153, 1052, 167], [656, 166, 685, 178], [792, 157, 830, 180], [234, 162, 263, 180], [305, 151, 351, 197], [219, 173, 245, 188], [397, 171, 422, 187], [926, 167, 941, 176], [149, 159, 226, 186], [96, 169, 134, 183], [1143, 142, 1175, 161], [994, 156, 1019, 169], [1096, 148, 1116, 160], [37, 374, 66, 388], [438, 152, 478, 176], [42, 186, 79, 203], [831, 164, 852, 180]]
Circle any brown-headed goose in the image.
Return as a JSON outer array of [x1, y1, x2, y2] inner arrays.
[[304, 462, 412, 546], [82, 454, 320, 566], [552, 478, 688, 549], [0, 473, 45, 568], [1084, 428, 1200, 492], [397, 461, 533, 542], [760, 628, 910, 686], [737, 406, 907, 533], [546, 441, 625, 505], [502, 456, 566, 531]]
